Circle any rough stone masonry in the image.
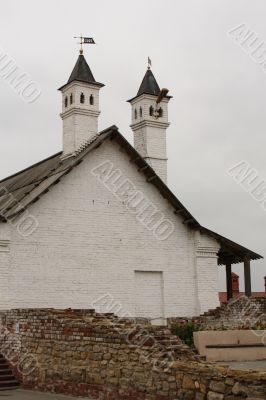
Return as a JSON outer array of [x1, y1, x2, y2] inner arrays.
[[0, 308, 265, 400]]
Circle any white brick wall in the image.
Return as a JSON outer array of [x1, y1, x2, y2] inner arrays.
[[0, 223, 10, 309], [0, 140, 220, 317], [195, 231, 220, 313], [60, 81, 101, 155], [130, 95, 170, 183]]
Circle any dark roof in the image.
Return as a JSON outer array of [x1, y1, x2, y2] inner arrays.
[[58, 54, 104, 91], [137, 69, 160, 97], [127, 68, 172, 103], [0, 126, 263, 265], [68, 54, 95, 84]]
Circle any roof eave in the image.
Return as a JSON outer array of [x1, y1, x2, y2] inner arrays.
[[58, 79, 105, 91], [127, 93, 172, 103]]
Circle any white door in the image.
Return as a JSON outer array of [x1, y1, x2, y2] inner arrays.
[[134, 271, 164, 325]]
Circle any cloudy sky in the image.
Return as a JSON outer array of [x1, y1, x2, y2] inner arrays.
[[0, 0, 265, 291]]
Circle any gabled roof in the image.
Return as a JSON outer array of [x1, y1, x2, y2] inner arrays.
[[58, 54, 104, 91], [0, 126, 263, 265]]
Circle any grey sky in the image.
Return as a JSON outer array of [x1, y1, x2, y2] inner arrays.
[[0, 0, 265, 291]]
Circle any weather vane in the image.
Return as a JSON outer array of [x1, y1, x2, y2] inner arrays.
[[74, 34, 96, 55], [147, 57, 152, 69]]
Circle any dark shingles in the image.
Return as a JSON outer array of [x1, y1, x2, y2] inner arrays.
[[68, 54, 96, 84], [58, 55, 104, 91], [137, 69, 160, 97]]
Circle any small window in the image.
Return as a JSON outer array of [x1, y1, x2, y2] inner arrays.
[[65, 97, 68, 107], [149, 106, 154, 116], [140, 107, 142, 118], [70, 94, 73, 105], [80, 92, 85, 104], [158, 107, 163, 117], [134, 109, 138, 119], [90, 95, 94, 105]]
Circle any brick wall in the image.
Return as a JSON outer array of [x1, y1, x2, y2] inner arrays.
[[0, 139, 221, 316], [168, 296, 266, 331], [0, 308, 265, 400]]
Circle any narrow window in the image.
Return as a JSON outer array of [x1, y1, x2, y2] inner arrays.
[[90, 94, 94, 105], [134, 109, 138, 119], [65, 97, 68, 107], [149, 106, 154, 116], [80, 92, 85, 104], [70, 93, 73, 105], [158, 107, 163, 117], [140, 107, 142, 118]]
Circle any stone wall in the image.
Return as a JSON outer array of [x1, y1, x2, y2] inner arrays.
[[0, 308, 265, 399]]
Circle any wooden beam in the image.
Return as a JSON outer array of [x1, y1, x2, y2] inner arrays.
[[174, 209, 185, 215], [226, 263, 233, 301], [244, 255, 252, 297], [138, 165, 149, 172], [147, 176, 157, 182], [130, 156, 141, 163], [183, 218, 194, 225]]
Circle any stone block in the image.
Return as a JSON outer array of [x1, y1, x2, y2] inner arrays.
[[208, 391, 224, 400], [209, 381, 226, 394]]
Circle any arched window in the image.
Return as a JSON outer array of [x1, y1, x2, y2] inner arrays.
[[80, 92, 85, 104], [90, 95, 94, 105], [134, 109, 138, 119], [70, 94, 73, 105], [158, 107, 163, 117], [149, 106, 154, 116], [65, 97, 68, 107], [139, 107, 142, 118]]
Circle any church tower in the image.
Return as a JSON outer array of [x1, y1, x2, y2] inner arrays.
[[127, 64, 171, 183], [59, 51, 104, 157]]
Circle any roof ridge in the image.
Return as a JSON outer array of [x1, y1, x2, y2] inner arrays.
[[75, 133, 100, 155]]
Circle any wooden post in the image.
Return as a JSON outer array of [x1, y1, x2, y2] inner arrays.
[[244, 255, 251, 297], [226, 263, 233, 301]]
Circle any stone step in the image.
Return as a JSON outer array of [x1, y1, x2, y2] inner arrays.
[[0, 380, 20, 389], [0, 374, 16, 382], [0, 370, 13, 376], [0, 355, 20, 391], [0, 386, 19, 391]]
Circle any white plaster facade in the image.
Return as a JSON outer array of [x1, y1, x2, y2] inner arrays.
[[0, 57, 223, 321], [0, 137, 220, 318]]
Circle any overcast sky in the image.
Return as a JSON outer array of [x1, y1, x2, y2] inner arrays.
[[0, 0, 266, 291]]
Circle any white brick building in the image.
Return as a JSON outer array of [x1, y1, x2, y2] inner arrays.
[[0, 50, 262, 323]]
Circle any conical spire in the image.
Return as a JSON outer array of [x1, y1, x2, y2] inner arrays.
[[67, 54, 96, 85], [137, 69, 160, 97], [58, 54, 104, 91]]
